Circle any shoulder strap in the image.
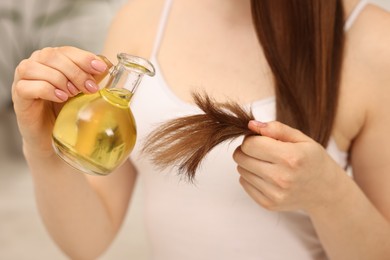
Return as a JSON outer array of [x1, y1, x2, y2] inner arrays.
[[344, 0, 369, 31], [151, 0, 174, 58]]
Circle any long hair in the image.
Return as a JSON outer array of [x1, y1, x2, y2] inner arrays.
[[143, 0, 346, 180], [251, 0, 345, 145]]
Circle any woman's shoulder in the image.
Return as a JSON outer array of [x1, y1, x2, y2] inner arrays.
[[101, 0, 166, 61], [342, 3, 390, 106], [340, 3, 390, 199], [346, 3, 390, 79], [335, 3, 390, 150]]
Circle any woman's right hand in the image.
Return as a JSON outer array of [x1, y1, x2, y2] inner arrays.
[[12, 46, 108, 157]]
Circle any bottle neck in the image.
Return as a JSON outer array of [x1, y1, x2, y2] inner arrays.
[[108, 64, 144, 95], [98, 53, 155, 105]]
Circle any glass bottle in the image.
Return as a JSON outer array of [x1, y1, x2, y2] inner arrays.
[[52, 53, 155, 176]]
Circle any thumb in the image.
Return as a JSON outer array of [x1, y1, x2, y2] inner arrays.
[[248, 120, 311, 143]]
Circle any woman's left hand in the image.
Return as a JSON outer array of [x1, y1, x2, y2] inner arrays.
[[233, 120, 342, 213]]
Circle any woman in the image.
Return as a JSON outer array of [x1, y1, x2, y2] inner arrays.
[[11, 0, 390, 259]]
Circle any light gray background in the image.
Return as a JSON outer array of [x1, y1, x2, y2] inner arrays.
[[1, 1, 389, 259]]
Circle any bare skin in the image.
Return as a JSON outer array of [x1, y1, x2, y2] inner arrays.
[[11, 0, 390, 259]]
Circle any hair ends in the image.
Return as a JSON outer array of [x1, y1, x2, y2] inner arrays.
[[142, 92, 255, 181]]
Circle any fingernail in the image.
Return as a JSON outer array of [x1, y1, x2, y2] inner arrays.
[[91, 59, 108, 73], [54, 89, 69, 101], [85, 80, 99, 93], [67, 81, 79, 95], [250, 120, 268, 128]]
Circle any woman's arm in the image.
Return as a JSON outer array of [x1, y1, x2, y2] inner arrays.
[[233, 5, 390, 260], [10, 0, 160, 257], [310, 5, 390, 259], [12, 45, 138, 260], [234, 117, 390, 260], [25, 149, 136, 260]]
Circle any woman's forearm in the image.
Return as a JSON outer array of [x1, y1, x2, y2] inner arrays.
[[308, 172, 390, 260], [24, 148, 117, 259]]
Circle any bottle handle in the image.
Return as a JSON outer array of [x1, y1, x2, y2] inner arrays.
[[93, 55, 114, 83]]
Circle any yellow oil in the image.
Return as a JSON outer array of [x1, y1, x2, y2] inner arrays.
[[52, 88, 136, 175]]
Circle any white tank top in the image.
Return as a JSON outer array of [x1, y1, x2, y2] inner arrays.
[[130, 1, 366, 259]]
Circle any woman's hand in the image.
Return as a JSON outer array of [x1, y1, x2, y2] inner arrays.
[[12, 46, 108, 156], [233, 120, 343, 213]]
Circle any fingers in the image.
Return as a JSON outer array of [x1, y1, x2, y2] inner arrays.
[[238, 164, 293, 211], [234, 147, 287, 187], [28, 47, 107, 94], [238, 175, 276, 210], [31, 46, 107, 75], [237, 163, 274, 190], [240, 121, 314, 165], [248, 120, 311, 143], [234, 147, 273, 176], [239, 135, 284, 163], [14, 79, 67, 104], [16, 59, 73, 97], [58, 46, 108, 74], [13, 46, 109, 103], [12, 46, 109, 115]]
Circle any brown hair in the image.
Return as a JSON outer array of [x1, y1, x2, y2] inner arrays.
[[143, 0, 345, 180], [143, 93, 255, 181], [251, 0, 345, 145]]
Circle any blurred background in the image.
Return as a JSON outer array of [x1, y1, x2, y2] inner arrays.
[[0, 0, 150, 259], [1, 0, 390, 259]]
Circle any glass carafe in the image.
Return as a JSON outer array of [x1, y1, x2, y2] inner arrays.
[[52, 53, 155, 176]]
